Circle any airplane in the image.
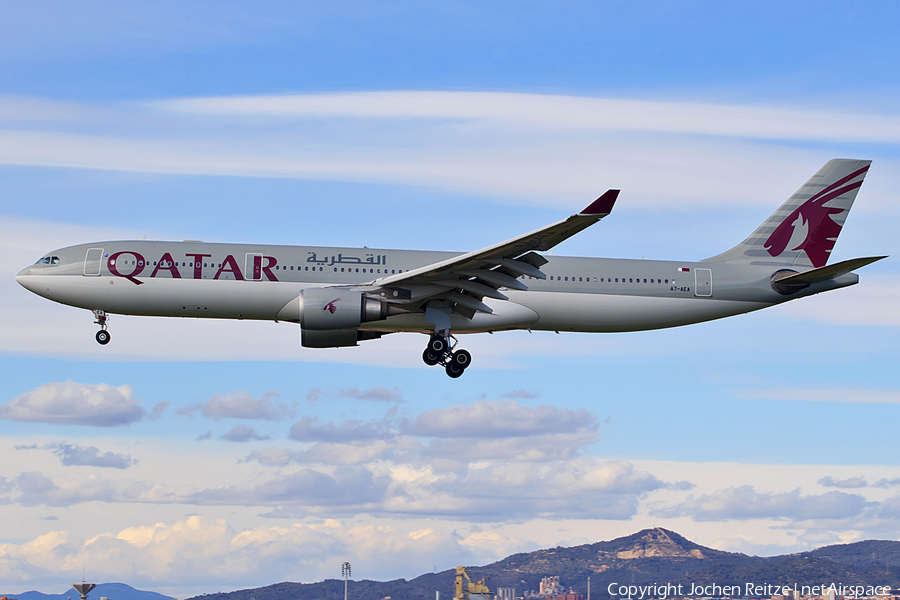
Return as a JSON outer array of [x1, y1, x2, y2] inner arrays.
[[16, 159, 886, 378]]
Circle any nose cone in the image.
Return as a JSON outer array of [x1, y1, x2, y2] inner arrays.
[[16, 265, 40, 293]]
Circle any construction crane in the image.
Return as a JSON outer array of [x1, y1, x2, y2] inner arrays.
[[454, 566, 494, 600]]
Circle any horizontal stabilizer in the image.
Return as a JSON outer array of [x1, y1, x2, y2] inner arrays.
[[773, 256, 887, 286]]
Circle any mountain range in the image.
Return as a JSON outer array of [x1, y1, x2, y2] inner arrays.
[[186, 528, 900, 600], [1, 583, 175, 600]]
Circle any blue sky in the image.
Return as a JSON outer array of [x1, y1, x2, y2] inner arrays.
[[1, 2, 899, 598]]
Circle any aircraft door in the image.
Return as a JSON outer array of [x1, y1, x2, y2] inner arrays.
[[694, 268, 712, 297], [84, 248, 103, 276], [245, 253, 263, 281]]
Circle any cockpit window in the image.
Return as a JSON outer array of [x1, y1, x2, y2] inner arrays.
[[51, 256, 60, 264], [36, 257, 50, 264]]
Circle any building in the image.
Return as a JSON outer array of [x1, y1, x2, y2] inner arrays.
[[540, 577, 561, 596]]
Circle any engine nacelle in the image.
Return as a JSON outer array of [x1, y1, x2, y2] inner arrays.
[[299, 287, 388, 331]]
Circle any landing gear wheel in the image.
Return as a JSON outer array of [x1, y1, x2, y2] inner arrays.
[[422, 349, 442, 366], [445, 362, 465, 378], [428, 336, 448, 354], [92, 310, 110, 345], [451, 349, 471, 370]]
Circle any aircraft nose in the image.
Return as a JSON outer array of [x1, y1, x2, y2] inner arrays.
[[16, 265, 39, 292]]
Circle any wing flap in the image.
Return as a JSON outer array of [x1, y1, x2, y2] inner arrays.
[[436, 279, 509, 300]]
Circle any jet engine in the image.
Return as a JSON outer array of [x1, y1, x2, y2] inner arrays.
[[298, 287, 391, 348]]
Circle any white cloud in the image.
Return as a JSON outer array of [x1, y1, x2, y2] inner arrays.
[[0, 381, 145, 427], [155, 92, 900, 143], [298, 440, 408, 465], [337, 386, 404, 402], [0, 515, 485, 592], [658, 485, 869, 521], [289, 415, 396, 443], [188, 467, 390, 512], [422, 458, 667, 521], [283, 400, 600, 464], [404, 400, 598, 439], [498, 389, 540, 399], [147, 401, 169, 420], [243, 457, 666, 522], [46, 442, 137, 469], [421, 432, 597, 463], [307, 386, 404, 403], [219, 425, 272, 443], [736, 387, 900, 404], [181, 390, 293, 420], [2, 92, 899, 212], [12, 471, 152, 507], [818, 476, 869, 489]]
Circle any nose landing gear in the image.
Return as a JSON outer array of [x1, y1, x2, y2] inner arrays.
[[421, 334, 472, 378], [93, 310, 111, 345]]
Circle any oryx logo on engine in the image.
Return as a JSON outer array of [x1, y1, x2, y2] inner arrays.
[[323, 298, 341, 314]]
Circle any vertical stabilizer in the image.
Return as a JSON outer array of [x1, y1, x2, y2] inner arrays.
[[707, 159, 871, 267]]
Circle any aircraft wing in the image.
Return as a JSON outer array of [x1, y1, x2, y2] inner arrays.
[[369, 189, 619, 317]]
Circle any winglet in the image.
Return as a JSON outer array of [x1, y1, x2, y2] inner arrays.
[[580, 189, 619, 216]]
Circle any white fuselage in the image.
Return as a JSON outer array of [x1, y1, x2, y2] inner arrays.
[[16, 240, 857, 336]]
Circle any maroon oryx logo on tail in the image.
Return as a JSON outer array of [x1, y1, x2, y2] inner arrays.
[[764, 165, 868, 268], [323, 298, 341, 314]]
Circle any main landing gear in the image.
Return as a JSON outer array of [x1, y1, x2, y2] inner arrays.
[[93, 310, 111, 345], [422, 334, 472, 378]]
